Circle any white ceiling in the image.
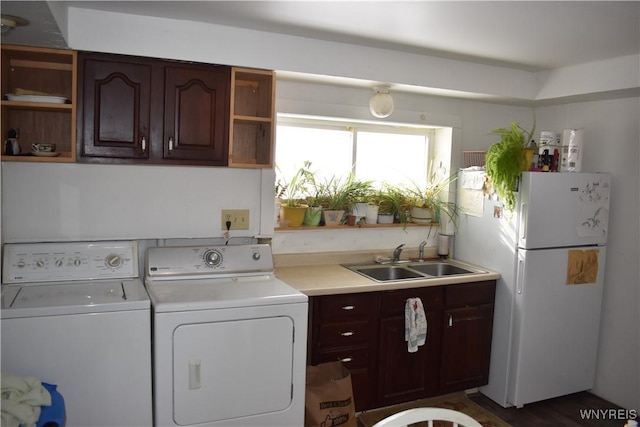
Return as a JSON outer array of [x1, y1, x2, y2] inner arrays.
[[2, 1, 639, 73]]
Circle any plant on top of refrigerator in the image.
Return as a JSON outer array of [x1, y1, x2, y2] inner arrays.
[[485, 120, 535, 211]]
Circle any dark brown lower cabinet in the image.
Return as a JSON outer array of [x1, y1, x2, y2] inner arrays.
[[308, 280, 496, 412], [377, 287, 443, 406], [440, 282, 496, 393]]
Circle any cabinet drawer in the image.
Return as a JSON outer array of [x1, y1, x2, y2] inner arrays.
[[380, 287, 444, 315], [316, 346, 371, 370], [316, 293, 375, 321], [318, 320, 371, 347], [445, 281, 496, 307]]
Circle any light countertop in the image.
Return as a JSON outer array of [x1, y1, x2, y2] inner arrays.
[[274, 249, 500, 296]]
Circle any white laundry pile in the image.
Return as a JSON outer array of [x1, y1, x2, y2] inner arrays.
[[1, 372, 51, 427], [404, 297, 427, 353]]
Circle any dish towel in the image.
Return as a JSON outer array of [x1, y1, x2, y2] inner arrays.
[[405, 298, 427, 353], [1, 371, 51, 427]]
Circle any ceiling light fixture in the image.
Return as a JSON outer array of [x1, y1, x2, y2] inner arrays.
[[369, 86, 394, 118], [1, 15, 28, 34]]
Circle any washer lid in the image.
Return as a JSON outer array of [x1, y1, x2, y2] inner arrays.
[[1, 279, 149, 318], [145, 275, 307, 313]]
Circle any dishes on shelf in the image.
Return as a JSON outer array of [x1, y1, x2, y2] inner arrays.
[[5, 94, 68, 104]]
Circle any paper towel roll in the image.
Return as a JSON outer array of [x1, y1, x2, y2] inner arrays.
[[438, 234, 449, 257], [560, 129, 583, 172]]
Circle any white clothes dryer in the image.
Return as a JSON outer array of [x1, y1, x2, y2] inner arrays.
[[1, 241, 152, 427], [145, 243, 308, 427]]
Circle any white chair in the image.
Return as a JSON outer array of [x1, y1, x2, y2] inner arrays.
[[371, 407, 482, 427]]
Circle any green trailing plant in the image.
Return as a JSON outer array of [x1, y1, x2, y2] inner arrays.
[[485, 120, 535, 211]]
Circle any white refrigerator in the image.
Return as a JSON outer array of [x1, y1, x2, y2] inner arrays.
[[455, 171, 610, 408]]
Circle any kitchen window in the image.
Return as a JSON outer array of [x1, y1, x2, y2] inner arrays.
[[275, 115, 436, 189]]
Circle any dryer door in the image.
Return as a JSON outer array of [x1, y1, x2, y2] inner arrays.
[[173, 315, 294, 425]]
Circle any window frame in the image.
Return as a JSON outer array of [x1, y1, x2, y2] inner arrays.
[[275, 114, 438, 189]]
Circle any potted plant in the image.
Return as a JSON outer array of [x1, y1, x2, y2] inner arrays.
[[404, 172, 460, 227], [276, 162, 311, 227], [313, 174, 371, 226], [300, 163, 323, 226], [485, 121, 535, 211], [347, 181, 374, 222], [376, 184, 412, 224]]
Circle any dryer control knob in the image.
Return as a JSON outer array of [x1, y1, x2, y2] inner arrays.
[[105, 254, 122, 269], [203, 249, 222, 267], [252, 252, 261, 261]]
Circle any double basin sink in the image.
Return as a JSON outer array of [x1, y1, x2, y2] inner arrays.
[[342, 260, 485, 283]]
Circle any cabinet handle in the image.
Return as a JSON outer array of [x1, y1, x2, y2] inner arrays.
[[168, 137, 174, 153], [341, 305, 355, 311], [448, 314, 453, 327], [340, 331, 354, 337], [339, 357, 353, 363], [141, 136, 146, 153]]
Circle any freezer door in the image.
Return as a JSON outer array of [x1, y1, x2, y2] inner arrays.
[[507, 246, 606, 407], [518, 172, 610, 249]]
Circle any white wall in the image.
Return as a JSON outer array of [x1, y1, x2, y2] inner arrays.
[[533, 97, 640, 410], [1, 164, 265, 242]]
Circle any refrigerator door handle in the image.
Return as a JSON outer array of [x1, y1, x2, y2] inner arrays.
[[519, 202, 527, 241], [517, 258, 524, 294]]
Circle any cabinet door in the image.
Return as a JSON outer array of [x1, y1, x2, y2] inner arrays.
[[439, 304, 494, 393], [79, 54, 152, 159], [163, 66, 230, 164], [377, 310, 442, 406]]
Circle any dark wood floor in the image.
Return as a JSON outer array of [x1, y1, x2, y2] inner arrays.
[[468, 391, 631, 427]]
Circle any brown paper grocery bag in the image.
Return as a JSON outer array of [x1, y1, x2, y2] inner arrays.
[[305, 361, 356, 427]]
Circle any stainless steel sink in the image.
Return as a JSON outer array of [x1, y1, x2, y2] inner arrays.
[[350, 265, 424, 282], [406, 262, 476, 276], [343, 260, 484, 282]]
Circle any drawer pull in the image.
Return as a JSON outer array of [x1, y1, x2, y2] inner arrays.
[[339, 357, 353, 363], [340, 331, 354, 337], [141, 136, 146, 153], [341, 305, 355, 311]]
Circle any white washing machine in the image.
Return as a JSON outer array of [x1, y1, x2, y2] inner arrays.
[[1, 241, 152, 427], [145, 243, 308, 427]]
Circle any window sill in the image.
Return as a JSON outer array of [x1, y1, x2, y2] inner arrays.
[[275, 222, 438, 231]]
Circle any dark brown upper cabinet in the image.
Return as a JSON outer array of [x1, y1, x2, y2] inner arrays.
[[77, 52, 230, 166]]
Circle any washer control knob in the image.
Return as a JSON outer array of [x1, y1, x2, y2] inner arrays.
[[252, 252, 261, 261], [74, 258, 82, 267], [203, 249, 222, 267], [35, 259, 45, 268], [16, 260, 25, 268], [105, 254, 122, 269], [55, 259, 64, 267]]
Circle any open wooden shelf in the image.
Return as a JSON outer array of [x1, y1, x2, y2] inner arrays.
[[1, 45, 77, 163]]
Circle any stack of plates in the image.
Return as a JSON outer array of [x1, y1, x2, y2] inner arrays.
[[6, 94, 67, 104]]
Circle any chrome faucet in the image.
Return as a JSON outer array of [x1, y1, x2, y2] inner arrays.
[[418, 240, 427, 261], [392, 244, 405, 263]]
